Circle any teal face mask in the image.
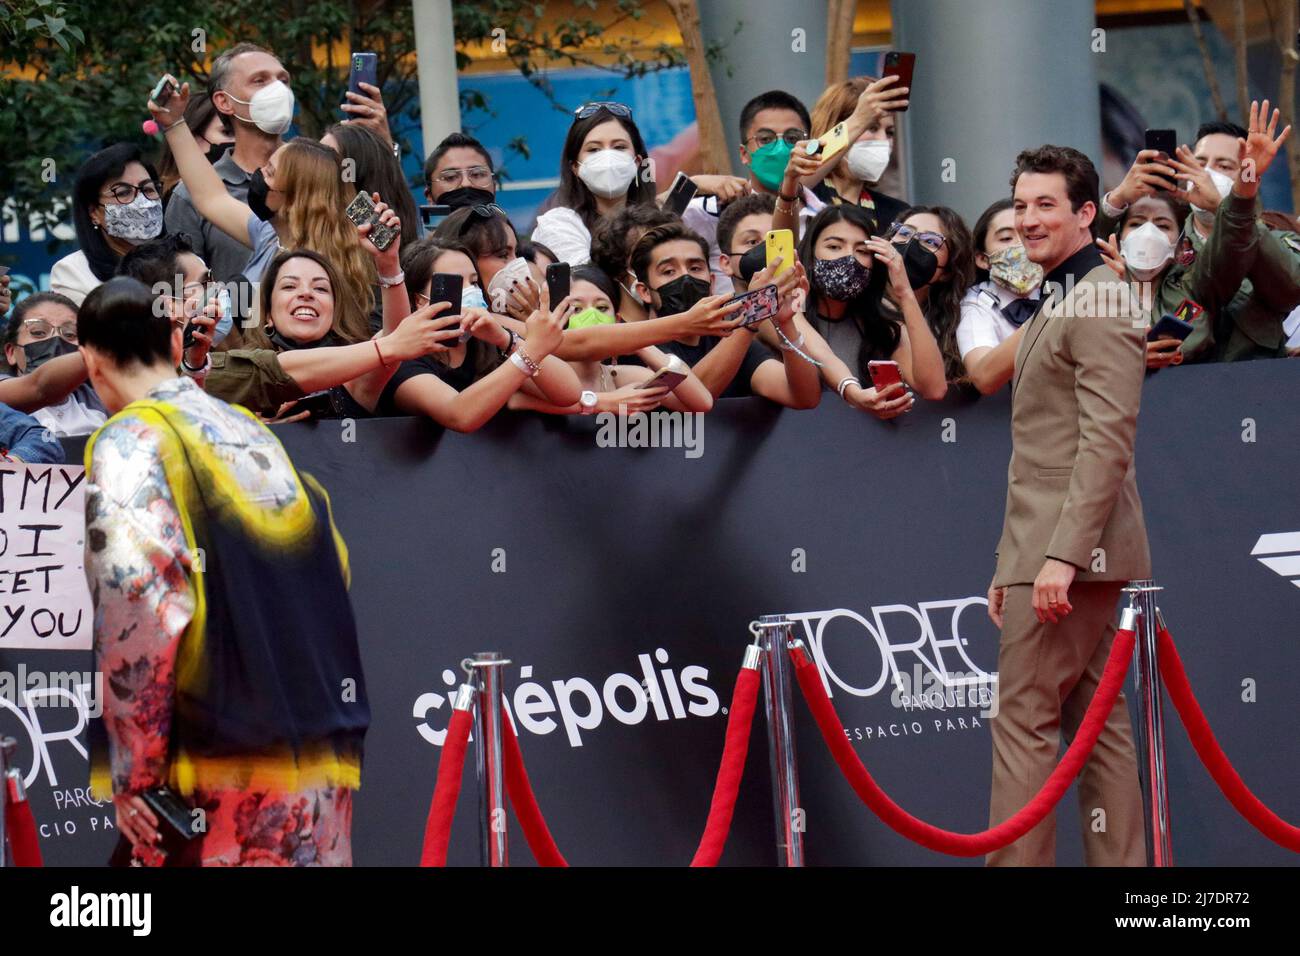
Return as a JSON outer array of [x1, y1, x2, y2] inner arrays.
[[747, 139, 792, 191], [567, 305, 616, 329]]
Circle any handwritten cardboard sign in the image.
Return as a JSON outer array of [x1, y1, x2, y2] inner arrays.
[[0, 463, 92, 650]]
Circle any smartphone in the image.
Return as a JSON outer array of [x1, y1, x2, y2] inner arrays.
[[344, 190, 398, 251], [420, 204, 453, 228], [428, 273, 464, 349], [663, 171, 698, 217], [348, 52, 379, 99], [815, 121, 852, 161], [728, 283, 780, 328], [868, 359, 905, 392], [295, 390, 344, 419], [546, 261, 570, 305], [150, 75, 178, 107], [1147, 314, 1194, 342], [636, 355, 690, 392], [881, 52, 916, 111], [765, 229, 795, 278], [1144, 129, 1178, 190]]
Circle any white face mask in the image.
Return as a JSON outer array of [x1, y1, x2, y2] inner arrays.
[[1120, 221, 1175, 279], [845, 139, 891, 183], [486, 257, 532, 313], [1189, 167, 1234, 220], [101, 192, 164, 244], [225, 80, 296, 136], [577, 149, 639, 199]]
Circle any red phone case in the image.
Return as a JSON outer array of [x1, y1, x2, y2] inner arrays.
[[868, 361, 904, 392]]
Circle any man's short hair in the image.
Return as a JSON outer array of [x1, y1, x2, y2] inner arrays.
[[1010, 145, 1099, 214], [716, 192, 777, 255], [423, 132, 494, 188], [209, 41, 275, 94], [77, 277, 173, 369], [738, 91, 812, 142], [629, 222, 710, 286], [1195, 120, 1248, 143], [589, 204, 678, 280], [116, 233, 197, 293]]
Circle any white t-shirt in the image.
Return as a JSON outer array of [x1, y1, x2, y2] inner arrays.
[[33, 395, 106, 438], [956, 279, 1039, 360], [530, 207, 592, 266]]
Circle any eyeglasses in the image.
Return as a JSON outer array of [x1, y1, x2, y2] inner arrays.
[[749, 127, 808, 148], [574, 101, 632, 121], [22, 318, 78, 344], [885, 222, 946, 253], [100, 180, 163, 205], [433, 165, 494, 188]]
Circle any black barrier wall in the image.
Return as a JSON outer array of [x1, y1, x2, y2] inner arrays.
[[3, 358, 1298, 866]]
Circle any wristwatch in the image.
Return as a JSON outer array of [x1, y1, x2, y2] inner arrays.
[[579, 390, 599, 415]]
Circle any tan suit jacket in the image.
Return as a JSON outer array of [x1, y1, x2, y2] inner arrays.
[[994, 246, 1152, 587]]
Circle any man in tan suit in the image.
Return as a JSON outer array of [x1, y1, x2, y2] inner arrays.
[[985, 145, 1149, 867]]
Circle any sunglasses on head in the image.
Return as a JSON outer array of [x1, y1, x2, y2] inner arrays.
[[574, 101, 632, 121], [457, 203, 508, 236]]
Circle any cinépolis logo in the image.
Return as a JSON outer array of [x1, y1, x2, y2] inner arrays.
[[594, 410, 704, 460], [49, 886, 151, 936]]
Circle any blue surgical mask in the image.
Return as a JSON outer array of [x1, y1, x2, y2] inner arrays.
[[462, 285, 487, 310]]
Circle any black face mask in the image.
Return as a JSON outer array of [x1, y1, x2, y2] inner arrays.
[[206, 141, 232, 166], [652, 273, 711, 318], [738, 245, 767, 283], [438, 186, 495, 210], [268, 327, 342, 352], [21, 337, 77, 372], [901, 241, 938, 289], [248, 168, 276, 222]]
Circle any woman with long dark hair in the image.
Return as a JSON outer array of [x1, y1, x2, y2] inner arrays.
[[373, 235, 580, 427], [881, 205, 977, 385], [531, 102, 658, 266], [321, 122, 422, 247], [50, 144, 165, 305], [798, 204, 946, 418]]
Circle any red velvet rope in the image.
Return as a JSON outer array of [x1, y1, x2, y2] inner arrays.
[[791, 628, 1137, 856], [4, 794, 43, 867], [502, 714, 568, 867], [690, 665, 762, 867], [501, 663, 763, 867], [420, 706, 473, 867], [1156, 625, 1300, 853]]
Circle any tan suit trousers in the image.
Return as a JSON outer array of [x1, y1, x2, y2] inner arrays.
[[986, 580, 1146, 866]]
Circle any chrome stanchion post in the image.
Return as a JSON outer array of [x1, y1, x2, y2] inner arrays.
[[754, 614, 804, 867], [466, 652, 511, 867], [0, 736, 13, 868], [1123, 580, 1174, 867]]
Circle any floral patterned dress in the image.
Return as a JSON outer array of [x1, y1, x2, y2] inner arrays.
[[85, 376, 360, 866]]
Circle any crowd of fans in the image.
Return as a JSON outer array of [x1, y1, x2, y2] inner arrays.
[[1, 39, 1297, 453]]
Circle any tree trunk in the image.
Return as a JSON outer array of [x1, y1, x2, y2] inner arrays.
[[1183, 0, 1227, 119], [1280, 0, 1300, 212], [826, 0, 856, 88], [664, 0, 731, 176], [1233, 0, 1249, 121]]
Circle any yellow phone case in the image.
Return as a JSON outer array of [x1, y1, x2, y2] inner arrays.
[[816, 121, 852, 161], [765, 229, 795, 277]]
